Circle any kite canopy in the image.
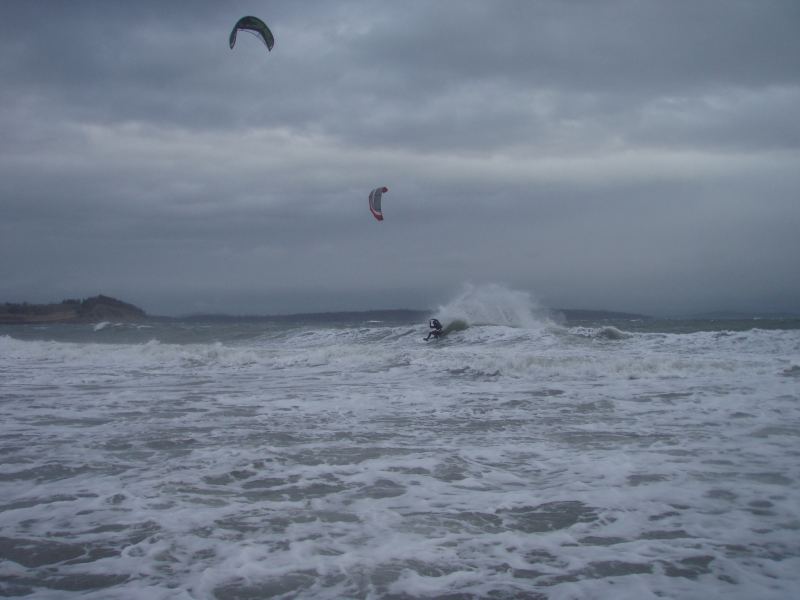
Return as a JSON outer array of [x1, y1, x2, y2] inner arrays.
[[229, 16, 274, 52], [369, 186, 389, 221]]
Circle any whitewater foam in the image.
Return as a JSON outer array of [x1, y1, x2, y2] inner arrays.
[[1, 306, 799, 598]]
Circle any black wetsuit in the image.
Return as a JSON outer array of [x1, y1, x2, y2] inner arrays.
[[425, 318, 443, 341]]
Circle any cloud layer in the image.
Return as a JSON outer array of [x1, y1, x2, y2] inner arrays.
[[2, 0, 799, 315]]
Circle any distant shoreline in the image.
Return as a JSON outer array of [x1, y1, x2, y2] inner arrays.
[[3, 295, 797, 326], [0, 295, 146, 325], [1, 295, 653, 325]]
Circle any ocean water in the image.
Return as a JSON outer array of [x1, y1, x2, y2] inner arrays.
[[1, 288, 799, 599]]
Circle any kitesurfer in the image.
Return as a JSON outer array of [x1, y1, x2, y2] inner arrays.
[[424, 318, 443, 341]]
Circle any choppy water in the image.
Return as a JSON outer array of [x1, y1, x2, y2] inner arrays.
[[1, 297, 799, 598]]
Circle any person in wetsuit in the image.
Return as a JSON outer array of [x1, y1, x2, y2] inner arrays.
[[425, 318, 443, 341]]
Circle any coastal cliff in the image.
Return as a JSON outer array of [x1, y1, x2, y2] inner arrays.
[[0, 295, 146, 324]]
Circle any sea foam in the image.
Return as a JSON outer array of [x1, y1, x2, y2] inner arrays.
[[1, 306, 799, 599]]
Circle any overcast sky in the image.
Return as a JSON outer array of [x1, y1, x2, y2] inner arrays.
[[1, 0, 799, 316]]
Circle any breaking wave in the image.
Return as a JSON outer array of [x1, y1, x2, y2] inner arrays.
[[432, 283, 552, 329]]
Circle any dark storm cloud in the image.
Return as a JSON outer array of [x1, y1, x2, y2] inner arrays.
[[1, 1, 799, 315]]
